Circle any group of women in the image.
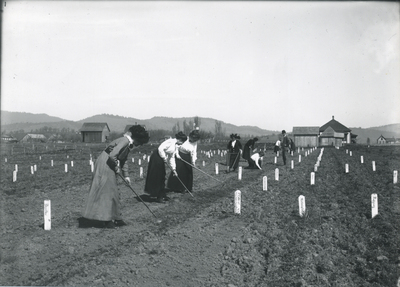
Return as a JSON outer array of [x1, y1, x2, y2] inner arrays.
[[79, 125, 201, 228], [78, 124, 273, 229]]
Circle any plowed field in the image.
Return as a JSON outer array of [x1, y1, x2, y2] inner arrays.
[[1, 143, 399, 286]]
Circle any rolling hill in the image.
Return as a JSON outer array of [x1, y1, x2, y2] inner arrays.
[[1, 111, 399, 143], [1, 111, 278, 137]]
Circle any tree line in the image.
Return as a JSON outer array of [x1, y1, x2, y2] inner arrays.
[[2, 117, 261, 143]]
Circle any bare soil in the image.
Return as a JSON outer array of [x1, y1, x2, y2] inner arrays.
[[1, 143, 399, 286]]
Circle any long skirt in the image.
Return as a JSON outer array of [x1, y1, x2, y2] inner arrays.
[[144, 149, 166, 197], [242, 146, 251, 161], [167, 152, 193, 192], [82, 151, 122, 221], [229, 152, 240, 170]]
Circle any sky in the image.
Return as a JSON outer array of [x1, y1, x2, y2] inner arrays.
[[1, 1, 399, 131]]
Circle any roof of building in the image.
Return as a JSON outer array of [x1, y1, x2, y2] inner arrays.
[[292, 126, 320, 135], [80, 122, 110, 132], [319, 116, 351, 133], [24, 134, 47, 139]]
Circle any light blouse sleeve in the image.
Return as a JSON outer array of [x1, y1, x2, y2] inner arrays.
[[191, 142, 197, 164], [158, 139, 172, 161]]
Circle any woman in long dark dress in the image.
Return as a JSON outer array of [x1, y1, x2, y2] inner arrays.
[[167, 129, 201, 193], [80, 125, 149, 229], [144, 132, 187, 203], [242, 137, 258, 168], [227, 133, 242, 172]]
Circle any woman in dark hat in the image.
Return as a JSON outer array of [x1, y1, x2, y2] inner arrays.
[[243, 137, 258, 169], [144, 131, 187, 203], [226, 133, 242, 172], [80, 125, 150, 228], [167, 128, 201, 193]]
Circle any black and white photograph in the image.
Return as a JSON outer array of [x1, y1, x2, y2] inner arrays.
[[1, 1, 399, 286]]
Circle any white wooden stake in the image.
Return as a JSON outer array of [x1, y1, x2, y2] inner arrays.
[[277, 151, 279, 157], [39, 156, 42, 160], [13, 171, 17, 182], [310, 172, 315, 185], [31, 166, 34, 174], [345, 163, 349, 173], [91, 162, 94, 172], [234, 190, 241, 214], [34, 164, 37, 172], [44, 200, 51, 230], [65, 164, 68, 173], [274, 157, 277, 164], [138, 159, 141, 165], [140, 167, 143, 178], [132, 158, 134, 163], [361, 156, 364, 164], [15, 164, 18, 172], [394, 170, 398, 184], [299, 195, 306, 217], [203, 160, 205, 167], [263, 176, 267, 191], [346, 149, 348, 154], [215, 163, 219, 175], [238, 167, 242, 180], [372, 161, 376, 171], [147, 155, 150, 162], [71, 161, 74, 167], [299, 155, 302, 163], [275, 168, 279, 181], [51, 160, 54, 167], [291, 160, 294, 169], [371, 193, 378, 218], [5, 158, 7, 163], [349, 151, 352, 157]]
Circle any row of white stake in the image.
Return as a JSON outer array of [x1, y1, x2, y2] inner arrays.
[[233, 190, 380, 219]]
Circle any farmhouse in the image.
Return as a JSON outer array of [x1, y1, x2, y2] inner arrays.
[[319, 116, 356, 147], [20, 134, 47, 143], [80, 122, 110, 143], [1, 134, 18, 143], [292, 127, 319, 148], [377, 135, 387, 144]]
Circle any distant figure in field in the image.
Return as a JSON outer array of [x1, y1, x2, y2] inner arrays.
[[289, 138, 296, 155], [281, 130, 290, 165], [144, 132, 187, 203], [247, 151, 265, 170], [167, 128, 201, 193], [226, 133, 242, 172], [274, 139, 281, 156], [80, 125, 150, 229], [242, 137, 258, 168]]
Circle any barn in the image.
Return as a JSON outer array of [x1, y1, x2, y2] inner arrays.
[[20, 134, 47, 143], [319, 116, 356, 147], [80, 122, 110, 143], [292, 127, 319, 148]]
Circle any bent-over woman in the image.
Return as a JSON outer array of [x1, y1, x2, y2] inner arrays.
[[167, 129, 201, 193], [80, 125, 149, 229], [144, 132, 187, 203], [242, 137, 258, 168]]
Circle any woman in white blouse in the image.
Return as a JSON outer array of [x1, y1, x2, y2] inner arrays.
[[144, 132, 187, 203], [167, 129, 201, 193]]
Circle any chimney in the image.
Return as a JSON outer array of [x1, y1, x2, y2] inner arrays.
[[332, 116, 334, 120]]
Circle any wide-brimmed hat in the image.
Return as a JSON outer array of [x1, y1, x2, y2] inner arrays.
[[128, 125, 150, 145], [189, 129, 201, 141], [175, 131, 188, 142]]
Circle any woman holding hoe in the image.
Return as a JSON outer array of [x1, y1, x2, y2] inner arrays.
[[80, 125, 150, 229]]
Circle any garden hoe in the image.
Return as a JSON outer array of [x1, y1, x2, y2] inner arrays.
[[118, 173, 161, 223]]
